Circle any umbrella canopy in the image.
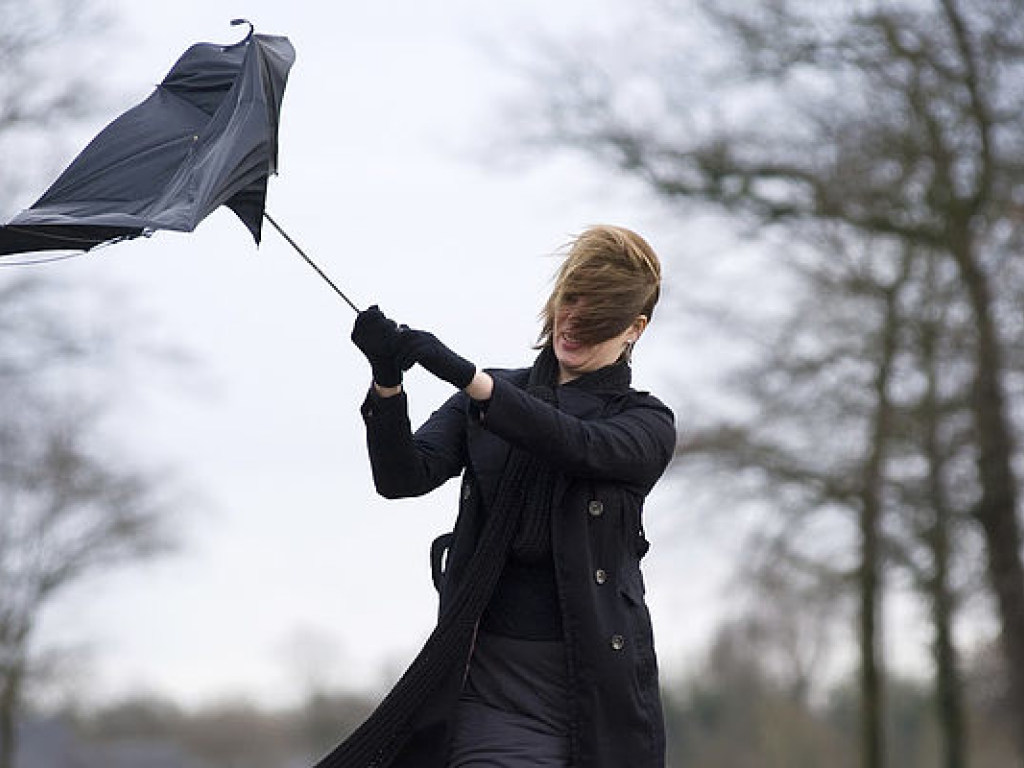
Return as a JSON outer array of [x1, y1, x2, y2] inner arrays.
[[0, 22, 295, 257]]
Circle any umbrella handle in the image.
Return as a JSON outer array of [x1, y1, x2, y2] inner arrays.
[[264, 212, 361, 313], [225, 19, 255, 49]]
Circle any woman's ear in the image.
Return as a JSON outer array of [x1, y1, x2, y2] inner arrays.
[[630, 315, 649, 342]]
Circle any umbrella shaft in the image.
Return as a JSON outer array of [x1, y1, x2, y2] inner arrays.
[[264, 212, 359, 313]]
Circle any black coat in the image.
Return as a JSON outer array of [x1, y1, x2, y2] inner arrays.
[[359, 364, 676, 768]]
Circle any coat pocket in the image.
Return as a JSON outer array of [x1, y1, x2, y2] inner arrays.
[[619, 565, 647, 605], [619, 566, 659, 699]]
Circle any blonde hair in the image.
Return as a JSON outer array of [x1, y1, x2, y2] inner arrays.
[[538, 224, 662, 347]]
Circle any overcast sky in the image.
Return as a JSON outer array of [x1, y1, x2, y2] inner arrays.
[[20, 0, 752, 709]]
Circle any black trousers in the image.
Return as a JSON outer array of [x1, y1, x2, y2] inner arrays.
[[447, 632, 570, 768]]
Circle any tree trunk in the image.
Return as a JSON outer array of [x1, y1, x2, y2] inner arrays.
[[953, 238, 1024, 766], [926, 408, 968, 768], [859, 509, 884, 768], [0, 661, 24, 768], [858, 266, 906, 768], [932, 539, 966, 768], [918, 265, 968, 768]]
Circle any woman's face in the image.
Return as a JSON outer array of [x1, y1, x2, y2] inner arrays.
[[552, 297, 646, 384]]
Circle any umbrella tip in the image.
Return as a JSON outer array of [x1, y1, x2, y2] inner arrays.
[[226, 19, 255, 48]]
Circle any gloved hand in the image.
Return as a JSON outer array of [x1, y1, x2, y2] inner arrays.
[[351, 305, 404, 388], [395, 328, 477, 390]]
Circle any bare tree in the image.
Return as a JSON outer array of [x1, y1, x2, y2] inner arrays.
[[0, 5, 180, 766], [885, 249, 981, 768], [668, 232, 987, 768], [0, 275, 178, 768], [675, 235, 927, 766], [511, 0, 1024, 764], [0, 401, 172, 768]]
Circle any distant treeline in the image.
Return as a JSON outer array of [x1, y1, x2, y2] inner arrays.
[[11, 629, 1016, 768]]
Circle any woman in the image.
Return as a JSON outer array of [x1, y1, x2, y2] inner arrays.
[[327, 225, 676, 768]]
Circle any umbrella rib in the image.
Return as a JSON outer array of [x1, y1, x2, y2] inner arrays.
[[263, 211, 360, 313], [0, 251, 85, 267]]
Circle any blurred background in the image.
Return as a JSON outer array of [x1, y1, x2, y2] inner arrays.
[[1, 1, 1022, 766]]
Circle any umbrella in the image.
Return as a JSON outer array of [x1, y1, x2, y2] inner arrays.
[[0, 20, 359, 312]]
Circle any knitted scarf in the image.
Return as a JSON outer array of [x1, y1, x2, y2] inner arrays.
[[509, 347, 560, 561], [314, 347, 630, 768]]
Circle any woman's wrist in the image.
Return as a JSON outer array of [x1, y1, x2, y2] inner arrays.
[[464, 370, 493, 402], [373, 381, 403, 398]]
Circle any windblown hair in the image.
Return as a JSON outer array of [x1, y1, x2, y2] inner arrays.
[[538, 224, 662, 348]]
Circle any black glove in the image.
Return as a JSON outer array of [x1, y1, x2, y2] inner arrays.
[[394, 329, 476, 389], [351, 305, 403, 388]]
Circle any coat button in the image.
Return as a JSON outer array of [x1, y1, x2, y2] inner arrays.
[[588, 500, 604, 517], [610, 634, 625, 651], [462, 484, 472, 501], [595, 569, 607, 585]]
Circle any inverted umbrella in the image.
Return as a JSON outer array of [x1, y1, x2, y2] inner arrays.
[[0, 20, 358, 311]]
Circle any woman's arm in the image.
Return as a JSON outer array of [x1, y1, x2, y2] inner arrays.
[[478, 376, 675, 491], [361, 387, 468, 499]]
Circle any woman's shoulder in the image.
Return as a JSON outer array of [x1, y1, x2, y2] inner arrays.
[[615, 386, 675, 423], [628, 386, 671, 408], [484, 366, 531, 386]]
